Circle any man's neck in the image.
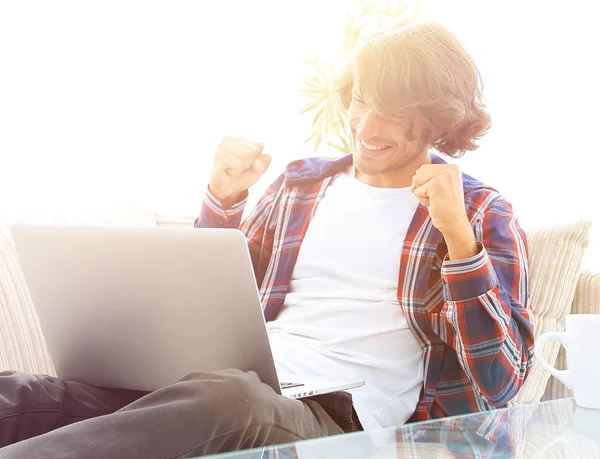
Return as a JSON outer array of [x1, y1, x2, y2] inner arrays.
[[354, 151, 432, 188]]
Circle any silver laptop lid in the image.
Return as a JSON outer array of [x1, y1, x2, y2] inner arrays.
[[11, 225, 281, 393]]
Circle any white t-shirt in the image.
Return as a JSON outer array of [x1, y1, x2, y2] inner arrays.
[[267, 167, 425, 430]]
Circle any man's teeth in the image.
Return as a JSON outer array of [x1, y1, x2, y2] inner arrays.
[[360, 139, 389, 151]]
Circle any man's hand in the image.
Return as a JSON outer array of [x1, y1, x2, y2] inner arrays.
[[411, 164, 478, 260], [209, 136, 272, 209]]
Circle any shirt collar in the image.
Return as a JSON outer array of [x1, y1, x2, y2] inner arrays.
[[284, 152, 449, 185]]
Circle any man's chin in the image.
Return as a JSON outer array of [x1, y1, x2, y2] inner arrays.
[[353, 153, 386, 176]]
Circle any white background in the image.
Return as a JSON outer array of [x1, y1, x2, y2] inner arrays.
[[1, 0, 599, 268]]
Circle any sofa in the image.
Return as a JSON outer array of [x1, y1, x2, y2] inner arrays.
[[1, 203, 598, 405]]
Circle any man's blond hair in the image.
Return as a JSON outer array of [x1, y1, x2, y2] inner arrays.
[[336, 21, 491, 157]]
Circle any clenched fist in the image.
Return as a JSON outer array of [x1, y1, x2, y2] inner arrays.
[[411, 164, 478, 260], [411, 164, 468, 234], [209, 136, 272, 209]]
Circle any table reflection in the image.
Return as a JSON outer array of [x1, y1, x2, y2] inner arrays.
[[204, 398, 600, 458]]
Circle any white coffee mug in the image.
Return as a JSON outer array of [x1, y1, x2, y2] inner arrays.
[[537, 314, 600, 409]]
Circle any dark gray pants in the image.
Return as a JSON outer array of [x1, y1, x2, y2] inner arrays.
[[0, 370, 361, 458]]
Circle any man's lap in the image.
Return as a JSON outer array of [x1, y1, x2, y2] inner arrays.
[[0, 369, 358, 458]]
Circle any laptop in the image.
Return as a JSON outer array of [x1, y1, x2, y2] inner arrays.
[[11, 225, 364, 399]]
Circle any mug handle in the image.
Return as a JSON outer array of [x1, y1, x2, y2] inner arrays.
[[536, 331, 573, 390]]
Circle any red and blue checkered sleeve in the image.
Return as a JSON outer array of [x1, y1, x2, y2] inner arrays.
[[194, 187, 249, 230], [440, 196, 535, 407], [195, 176, 284, 277]]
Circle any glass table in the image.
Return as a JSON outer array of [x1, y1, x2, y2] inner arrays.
[[201, 397, 600, 458]]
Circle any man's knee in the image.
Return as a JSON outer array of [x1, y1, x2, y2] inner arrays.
[[175, 369, 277, 428]]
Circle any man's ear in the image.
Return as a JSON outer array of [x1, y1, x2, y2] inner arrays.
[[410, 111, 437, 146]]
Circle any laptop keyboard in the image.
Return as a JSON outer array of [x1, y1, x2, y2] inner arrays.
[[280, 381, 304, 390]]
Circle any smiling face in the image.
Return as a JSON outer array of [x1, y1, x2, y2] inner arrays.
[[348, 86, 430, 185], [336, 22, 491, 187]]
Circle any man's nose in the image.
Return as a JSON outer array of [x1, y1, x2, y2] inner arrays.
[[356, 110, 381, 139]]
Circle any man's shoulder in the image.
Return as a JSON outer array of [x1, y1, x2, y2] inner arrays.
[[461, 170, 499, 195], [460, 171, 510, 218]]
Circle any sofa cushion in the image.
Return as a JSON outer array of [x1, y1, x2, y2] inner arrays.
[[510, 220, 591, 405], [0, 202, 157, 375]]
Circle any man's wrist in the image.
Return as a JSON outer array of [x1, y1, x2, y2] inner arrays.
[[442, 218, 479, 260], [208, 186, 244, 211]]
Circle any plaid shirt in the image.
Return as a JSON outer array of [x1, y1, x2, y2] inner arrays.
[[195, 153, 535, 422]]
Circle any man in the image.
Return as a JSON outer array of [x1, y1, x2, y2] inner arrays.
[[0, 21, 534, 458]]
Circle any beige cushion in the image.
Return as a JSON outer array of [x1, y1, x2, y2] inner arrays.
[[509, 220, 591, 405], [571, 270, 600, 314], [543, 270, 600, 401], [0, 203, 157, 375]]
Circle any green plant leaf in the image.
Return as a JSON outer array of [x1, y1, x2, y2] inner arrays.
[[299, 101, 323, 115], [313, 132, 323, 151], [311, 106, 326, 126], [306, 75, 326, 88], [329, 137, 350, 154], [299, 88, 327, 96], [303, 130, 318, 146], [300, 78, 323, 91]]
